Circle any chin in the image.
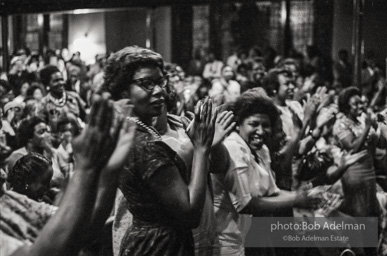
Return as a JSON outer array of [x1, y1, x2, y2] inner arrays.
[[250, 142, 263, 151]]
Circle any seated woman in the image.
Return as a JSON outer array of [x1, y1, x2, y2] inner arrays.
[[211, 90, 319, 255], [209, 65, 241, 105], [102, 46, 216, 256], [0, 97, 136, 256], [7, 153, 54, 203]]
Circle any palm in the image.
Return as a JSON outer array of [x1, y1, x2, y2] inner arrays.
[[105, 120, 136, 172]]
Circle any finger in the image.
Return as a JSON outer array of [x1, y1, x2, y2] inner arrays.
[[211, 107, 218, 127], [320, 86, 327, 95], [110, 112, 120, 138], [181, 116, 191, 130], [126, 122, 137, 141], [125, 118, 136, 133], [206, 98, 213, 125], [224, 122, 236, 135], [95, 99, 108, 131], [102, 100, 114, 134], [201, 97, 209, 123], [89, 97, 102, 127], [186, 111, 195, 121], [223, 112, 235, 128], [112, 115, 124, 144], [220, 111, 233, 125], [194, 100, 202, 123], [216, 110, 228, 124], [317, 86, 322, 94]]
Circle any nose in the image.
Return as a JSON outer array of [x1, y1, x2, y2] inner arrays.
[[288, 82, 296, 89], [152, 84, 164, 96], [256, 125, 264, 135]]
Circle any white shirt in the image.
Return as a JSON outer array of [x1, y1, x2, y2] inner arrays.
[[212, 132, 279, 255]]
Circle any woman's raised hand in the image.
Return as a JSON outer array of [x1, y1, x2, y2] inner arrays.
[[336, 150, 368, 168], [294, 185, 322, 209], [72, 97, 125, 172], [103, 116, 136, 172], [212, 110, 236, 147], [188, 97, 217, 152]]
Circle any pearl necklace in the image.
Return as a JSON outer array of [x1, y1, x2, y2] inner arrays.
[[127, 117, 162, 140], [48, 92, 67, 107]]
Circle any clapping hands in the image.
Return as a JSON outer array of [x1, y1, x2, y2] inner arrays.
[[72, 97, 135, 173]]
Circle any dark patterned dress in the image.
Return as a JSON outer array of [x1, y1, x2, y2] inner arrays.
[[118, 127, 194, 256]]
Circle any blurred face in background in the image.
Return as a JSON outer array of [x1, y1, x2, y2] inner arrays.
[[31, 122, 51, 150], [360, 95, 369, 112], [33, 88, 44, 101], [20, 82, 30, 97], [69, 65, 81, 85], [277, 71, 296, 101], [222, 66, 234, 81], [49, 72, 65, 97], [169, 74, 184, 94], [347, 95, 363, 118], [250, 62, 266, 83]]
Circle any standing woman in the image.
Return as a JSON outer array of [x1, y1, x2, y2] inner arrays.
[[333, 86, 386, 217], [103, 46, 216, 256]]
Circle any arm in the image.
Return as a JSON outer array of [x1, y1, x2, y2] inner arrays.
[[312, 150, 368, 186], [11, 98, 134, 256], [341, 121, 371, 153], [369, 79, 386, 109], [240, 189, 318, 216], [147, 98, 216, 229], [148, 147, 210, 228], [81, 117, 136, 243]]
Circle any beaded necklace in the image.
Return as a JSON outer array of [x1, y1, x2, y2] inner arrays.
[[48, 92, 67, 107], [127, 117, 162, 140]]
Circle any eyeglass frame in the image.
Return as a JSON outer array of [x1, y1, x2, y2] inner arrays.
[[129, 75, 169, 91]]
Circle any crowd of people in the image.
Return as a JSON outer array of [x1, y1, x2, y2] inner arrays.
[[0, 43, 386, 256]]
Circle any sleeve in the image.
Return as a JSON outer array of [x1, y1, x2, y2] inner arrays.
[[287, 100, 304, 121], [137, 141, 178, 182], [223, 139, 252, 212], [5, 151, 24, 174], [333, 119, 352, 141]]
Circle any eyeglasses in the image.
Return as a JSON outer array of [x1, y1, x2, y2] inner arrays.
[[130, 76, 168, 91], [36, 128, 50, 135]]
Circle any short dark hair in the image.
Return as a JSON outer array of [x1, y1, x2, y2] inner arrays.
[[102, 46, 165, 100], [338, 86, 361, 114], [232, 87, 280, 128], [39, 65, 60, 86], [8, 152, 52, 195], [17, 116, 46, 147], [26, 83, 45, 98], [262, 68, 292, 97]]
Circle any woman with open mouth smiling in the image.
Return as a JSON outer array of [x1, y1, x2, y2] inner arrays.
[[211, 89, 320, 256]]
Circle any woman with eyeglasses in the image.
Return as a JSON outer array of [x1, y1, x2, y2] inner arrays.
[[103, 46, 216, 256]]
